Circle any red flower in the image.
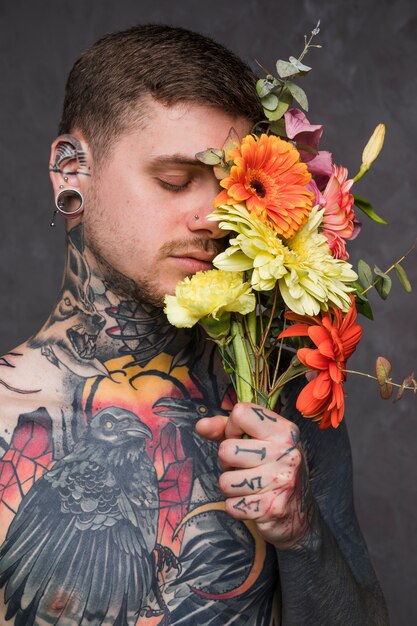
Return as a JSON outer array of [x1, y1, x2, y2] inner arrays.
[[278, 298, 362, 429]]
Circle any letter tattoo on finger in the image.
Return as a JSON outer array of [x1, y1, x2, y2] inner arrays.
[[276, 429, 301, 462], [231, 476, 263, 490], [232, 497, 261, 513], [252, 407, 277, 423], [235, 445, 266, 460]]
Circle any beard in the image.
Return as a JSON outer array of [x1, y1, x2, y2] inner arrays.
[[85, 240, 165, 307], [85, 234, 225, 309]]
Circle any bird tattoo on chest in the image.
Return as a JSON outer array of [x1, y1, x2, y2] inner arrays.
[[0, 407, 162, 626]]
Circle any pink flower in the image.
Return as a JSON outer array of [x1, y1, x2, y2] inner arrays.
[[307, 151, 333, 190], [321, 164, 358, 260], [307, 179, 326, 209], [284, 108, 323, 162]]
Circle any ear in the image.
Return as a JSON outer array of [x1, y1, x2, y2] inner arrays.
[[49, 133, 92, 219]]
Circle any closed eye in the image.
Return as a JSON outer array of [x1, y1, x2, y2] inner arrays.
[[158, 179, 192, 193]]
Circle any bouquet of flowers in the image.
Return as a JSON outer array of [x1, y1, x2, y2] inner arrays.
[[164, 22, 416, 429]]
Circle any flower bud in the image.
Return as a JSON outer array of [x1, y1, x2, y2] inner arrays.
[[361, 123, 386, 169]]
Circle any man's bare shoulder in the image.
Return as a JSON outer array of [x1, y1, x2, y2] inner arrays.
[[0, 343, 61, 422], [0, 342, 74, 465]]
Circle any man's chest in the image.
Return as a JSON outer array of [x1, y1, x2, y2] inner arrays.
[[0, 351, 279, 625]]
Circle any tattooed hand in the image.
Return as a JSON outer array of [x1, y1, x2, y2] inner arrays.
[[195, 403, 313, 549]]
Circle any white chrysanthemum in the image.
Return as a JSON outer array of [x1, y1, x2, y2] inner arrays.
[[211, 204, 287, 290], [281, 207, 357, 315], [210, 204, 357, 316]]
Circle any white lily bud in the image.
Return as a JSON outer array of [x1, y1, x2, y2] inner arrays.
[[362, 123, 386, 169]]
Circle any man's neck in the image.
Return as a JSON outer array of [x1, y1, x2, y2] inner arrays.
[[29, 224, 191, 380]]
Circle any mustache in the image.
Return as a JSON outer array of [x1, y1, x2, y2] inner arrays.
[[159, 237, 225, 257]]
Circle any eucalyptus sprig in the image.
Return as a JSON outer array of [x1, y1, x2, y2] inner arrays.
[[344, 357, 417, 403], [255, 21, 322, 126], [354, 240, 415, 318]]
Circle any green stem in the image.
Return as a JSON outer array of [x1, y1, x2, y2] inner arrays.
[[352, 164, 368, 183], [231, 318, 255, 403], [271, 318, 287, 391], [258, 286, 279, 355], [361, 240, 417, 296], [343, 368, 413, 391], [267, 364, 310, 409]]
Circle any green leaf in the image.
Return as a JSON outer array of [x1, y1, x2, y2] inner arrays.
[[268, 119, 287, 137], [199, 312, 231, 340], [261, 93, 279, 111], [213, 163, 230, 180], [395, 263, 412, 293], [394, 372, 416, 403], [374, 274, 392, 300], [373, 265, 385, 278], [294, 143, 317, 155], [352, 287, 370, 316], [357, 259, 373, 288], [256, 390, 269, 408], [373, 265, 392, 299], [264, 90, 292, 121], [286, 81, 309, 111], [276, 59, 299, 78], [353, 282, 374, 318], [195, 148, 224, 165], [256, 76, 279, 98], [222, 127, 240, 160], [375, 356, 393, 399], [289, 56, 312, 73], [353, 195, 388, 224], [355, 297, 374, 320]]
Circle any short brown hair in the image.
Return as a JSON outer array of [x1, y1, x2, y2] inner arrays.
[[58, 24, 263, 164]]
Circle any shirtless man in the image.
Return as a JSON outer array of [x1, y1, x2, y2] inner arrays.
[[0, 24, 389, 625]]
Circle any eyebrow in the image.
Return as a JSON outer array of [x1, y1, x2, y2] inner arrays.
[[147, 153, 209, 169]]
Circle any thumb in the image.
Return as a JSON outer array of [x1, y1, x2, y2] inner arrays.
[[195, 415, 228, 441]]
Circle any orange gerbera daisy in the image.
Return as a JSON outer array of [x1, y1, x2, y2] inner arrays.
[[278, 297, 362, 429], [214, 134, 314, 239]]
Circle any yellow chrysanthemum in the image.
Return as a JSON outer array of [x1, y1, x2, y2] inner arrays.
[[164, 269, 255, 328], [211, 204, 358, 316]]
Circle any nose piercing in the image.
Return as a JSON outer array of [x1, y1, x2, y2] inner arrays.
[[194, 214, 199, 220]]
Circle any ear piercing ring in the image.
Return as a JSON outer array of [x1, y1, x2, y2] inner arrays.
[[55, 188, 84, 218]]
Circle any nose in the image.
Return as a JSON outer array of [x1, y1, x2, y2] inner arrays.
[[186, 180, 226, 239]]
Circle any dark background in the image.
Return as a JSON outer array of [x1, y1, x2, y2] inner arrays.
[[0, 0, 416, 622]]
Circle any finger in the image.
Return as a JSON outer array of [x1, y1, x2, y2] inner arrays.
[[225, 403, 300, 444], [219, 449, 303, 497], [225, 485, 296, 522], [218, 438, 277, 469], [219, 463, 279, 497], [195, 415, 228, 441]]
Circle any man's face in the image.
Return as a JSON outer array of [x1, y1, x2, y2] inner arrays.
[[82, 98, 252, 306]]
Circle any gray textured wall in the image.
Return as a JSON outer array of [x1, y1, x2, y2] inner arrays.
[[0, 0, 416, 622]]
